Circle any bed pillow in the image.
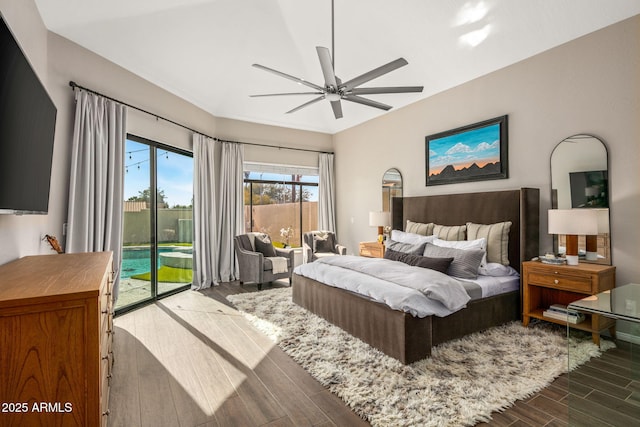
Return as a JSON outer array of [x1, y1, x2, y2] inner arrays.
[[313, 233, 336, 253], [422, 243, 485, 279], [384, 248, 453, 274], [254, 234, 277, 257], [480, 262, 520, 277], [433, 224, 467, 241], [466, 221, 512, 265], [385, 239, 426, 255], [406, 220, 434, 236], [391, 230, 436, 246]]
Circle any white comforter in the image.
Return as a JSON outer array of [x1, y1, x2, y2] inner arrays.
[[293, 255, 471, 318]]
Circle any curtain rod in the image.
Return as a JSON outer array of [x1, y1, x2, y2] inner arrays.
[[68, 81, 334, 155]]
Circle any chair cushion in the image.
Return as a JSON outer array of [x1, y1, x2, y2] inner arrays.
[[254, 234, 277, 257], [313, 232, 336, 253], [314, 252, 339, 260], [263, 257, 291, 271]]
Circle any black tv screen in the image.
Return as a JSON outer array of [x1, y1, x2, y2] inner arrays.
[[0, 14, 57, 214], [569, 170, 608, 208]]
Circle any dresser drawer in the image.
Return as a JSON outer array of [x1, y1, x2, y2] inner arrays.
[[527, 270, 593, 293]]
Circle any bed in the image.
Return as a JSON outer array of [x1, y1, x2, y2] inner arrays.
[[292, 188, 539, 364]]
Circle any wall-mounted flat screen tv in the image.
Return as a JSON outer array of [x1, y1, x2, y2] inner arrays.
[[569, 170, 608, 208], [0, 13, 57, 214]]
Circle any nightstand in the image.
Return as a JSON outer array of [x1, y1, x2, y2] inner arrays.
[[522, 260, 616, 345], [359, 241, 385, 258]]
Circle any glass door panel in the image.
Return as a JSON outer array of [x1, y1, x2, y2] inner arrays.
[[117, 139, 153, 310], [156, 148, 193, 296]]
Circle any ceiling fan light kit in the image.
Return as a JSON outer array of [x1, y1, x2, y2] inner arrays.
[[251, 1, 423, 119]]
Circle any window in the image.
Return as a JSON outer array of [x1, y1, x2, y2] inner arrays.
[[243, 163, 318, 247]]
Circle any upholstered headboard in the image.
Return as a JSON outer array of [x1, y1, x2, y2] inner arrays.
[[392, 188, 539, 273]]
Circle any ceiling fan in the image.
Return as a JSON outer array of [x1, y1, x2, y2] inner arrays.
[[250, 0, 423, 119]]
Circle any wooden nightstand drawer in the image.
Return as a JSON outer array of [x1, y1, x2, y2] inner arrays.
[[528, 271, 592, 293], [359, 241, 384, 258]]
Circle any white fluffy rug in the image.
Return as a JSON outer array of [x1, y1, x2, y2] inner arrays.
[[227, 288, 614, 427]]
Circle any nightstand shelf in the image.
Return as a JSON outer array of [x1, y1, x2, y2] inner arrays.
[[522, 260, 616, 345]]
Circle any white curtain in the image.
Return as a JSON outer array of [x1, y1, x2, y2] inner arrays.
[[67, 90, 127, 302], [192, 134, 218, 289], [217, 141, 244, 282], [318, 153, 336, 232]]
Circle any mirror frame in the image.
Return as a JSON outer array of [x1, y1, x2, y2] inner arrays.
[[550, 133, 611, 265], [382, 168, 403, 230]]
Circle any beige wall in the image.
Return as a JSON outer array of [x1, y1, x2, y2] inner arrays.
[[334, 15, 640, 286]]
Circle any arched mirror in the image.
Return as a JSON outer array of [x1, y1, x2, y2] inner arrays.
[[550, 134, 610, 264], [382, 168, 403, 232], [382, 168, 403, 212]]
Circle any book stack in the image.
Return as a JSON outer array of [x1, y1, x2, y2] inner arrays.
[[543, 304, 586, 324]]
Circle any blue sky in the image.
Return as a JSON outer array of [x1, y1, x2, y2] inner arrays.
[[124, 139, 193, 207], [427, 123, 500, 175]]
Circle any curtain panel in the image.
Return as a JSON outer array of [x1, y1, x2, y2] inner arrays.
[[318, 153, 336, 233], [66, 90, 127, 302], [192, 134, 218, 289], [217, 141, 244, 282]]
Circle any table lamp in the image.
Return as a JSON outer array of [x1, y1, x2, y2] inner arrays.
[[548, 209, 598, 265], [369, 211, 391, 242]]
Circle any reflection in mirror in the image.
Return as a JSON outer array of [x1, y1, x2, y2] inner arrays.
[[382, 168, 403, 212], [550, 134, 610, 265]]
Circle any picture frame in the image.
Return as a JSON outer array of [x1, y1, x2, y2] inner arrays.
[[425, 115, 508, 186]]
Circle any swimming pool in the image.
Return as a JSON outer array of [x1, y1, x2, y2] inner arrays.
[[120, 247, 192, 278]]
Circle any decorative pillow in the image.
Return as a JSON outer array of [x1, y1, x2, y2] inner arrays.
[[384, 248, 453, 274], [313, 233, 336, 253], [385, 239, 426, 255], [406, 220, 435, 236], [391, 230, 436, 246], [466, 221, 512, 265], [422, 243, 485, 279], [254, 235, 277, 257], [434, 224, 467, 241], [479, 262, 520, 277], [433, 237, 487, 273]]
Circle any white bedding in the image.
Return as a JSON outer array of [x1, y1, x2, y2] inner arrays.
[[293, 255, 519, 318], [294, 255, 472, 318]]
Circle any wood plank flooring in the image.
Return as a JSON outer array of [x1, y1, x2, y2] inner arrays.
[[109, 282, 639, 426]]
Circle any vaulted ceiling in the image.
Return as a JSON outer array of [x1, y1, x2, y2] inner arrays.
[[35, 0, 640, 134]]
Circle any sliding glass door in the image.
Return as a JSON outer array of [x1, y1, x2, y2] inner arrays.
[[116, 135, 193, 313]]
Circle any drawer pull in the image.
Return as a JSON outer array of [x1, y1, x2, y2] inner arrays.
[[102, 309, 109, 314], [102, 355, 109, 361], [103, 409, 110, 417], [554, 279, 559, 284]]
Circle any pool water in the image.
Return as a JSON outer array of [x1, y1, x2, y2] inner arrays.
[[120, 247, 190, 278]]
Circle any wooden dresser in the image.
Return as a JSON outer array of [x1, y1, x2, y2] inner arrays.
[[0, 252, 114, 427]]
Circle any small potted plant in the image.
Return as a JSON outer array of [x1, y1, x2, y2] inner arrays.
[[280, 226, 294, 248]]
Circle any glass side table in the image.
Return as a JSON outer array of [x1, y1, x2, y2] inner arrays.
[[566, 283, 640, 425]]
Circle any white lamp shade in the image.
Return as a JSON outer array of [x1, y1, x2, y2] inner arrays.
[[594, 208, 609, 233], [548, 209, 599, 235], [369, 211, 391, 227]]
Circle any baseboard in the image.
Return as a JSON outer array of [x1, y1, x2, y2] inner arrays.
[[615, 331, 640, 345]]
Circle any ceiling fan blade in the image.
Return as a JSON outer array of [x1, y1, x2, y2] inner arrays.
[[330, 100, 343, 119], [349, 86, 423, 95], [250, 92, 323, 97], [340, 58, 409, 91], [252, 64, 324, 92], [342, 95, 392, 111], [286, 96, 324, 114], [316, 47, 337, 88]]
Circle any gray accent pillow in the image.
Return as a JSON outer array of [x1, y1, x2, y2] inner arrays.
[[385, 239, 426, 255], [313, 233, 336, 253], [423, 243, 485, 279], [254, 235, 276, 257], [384, 248, 453, 274]]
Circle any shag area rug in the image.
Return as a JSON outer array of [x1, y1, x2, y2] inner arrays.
[[227, 288, 614, 427]]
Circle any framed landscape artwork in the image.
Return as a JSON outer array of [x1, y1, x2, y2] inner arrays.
[[425, 115, 508, 186]]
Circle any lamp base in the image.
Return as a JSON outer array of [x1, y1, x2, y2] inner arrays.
[[566, 254, 579, 266]]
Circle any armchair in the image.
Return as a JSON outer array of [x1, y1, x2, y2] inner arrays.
[[234, 232, 294, 290], [302, 230, 347, 263]]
